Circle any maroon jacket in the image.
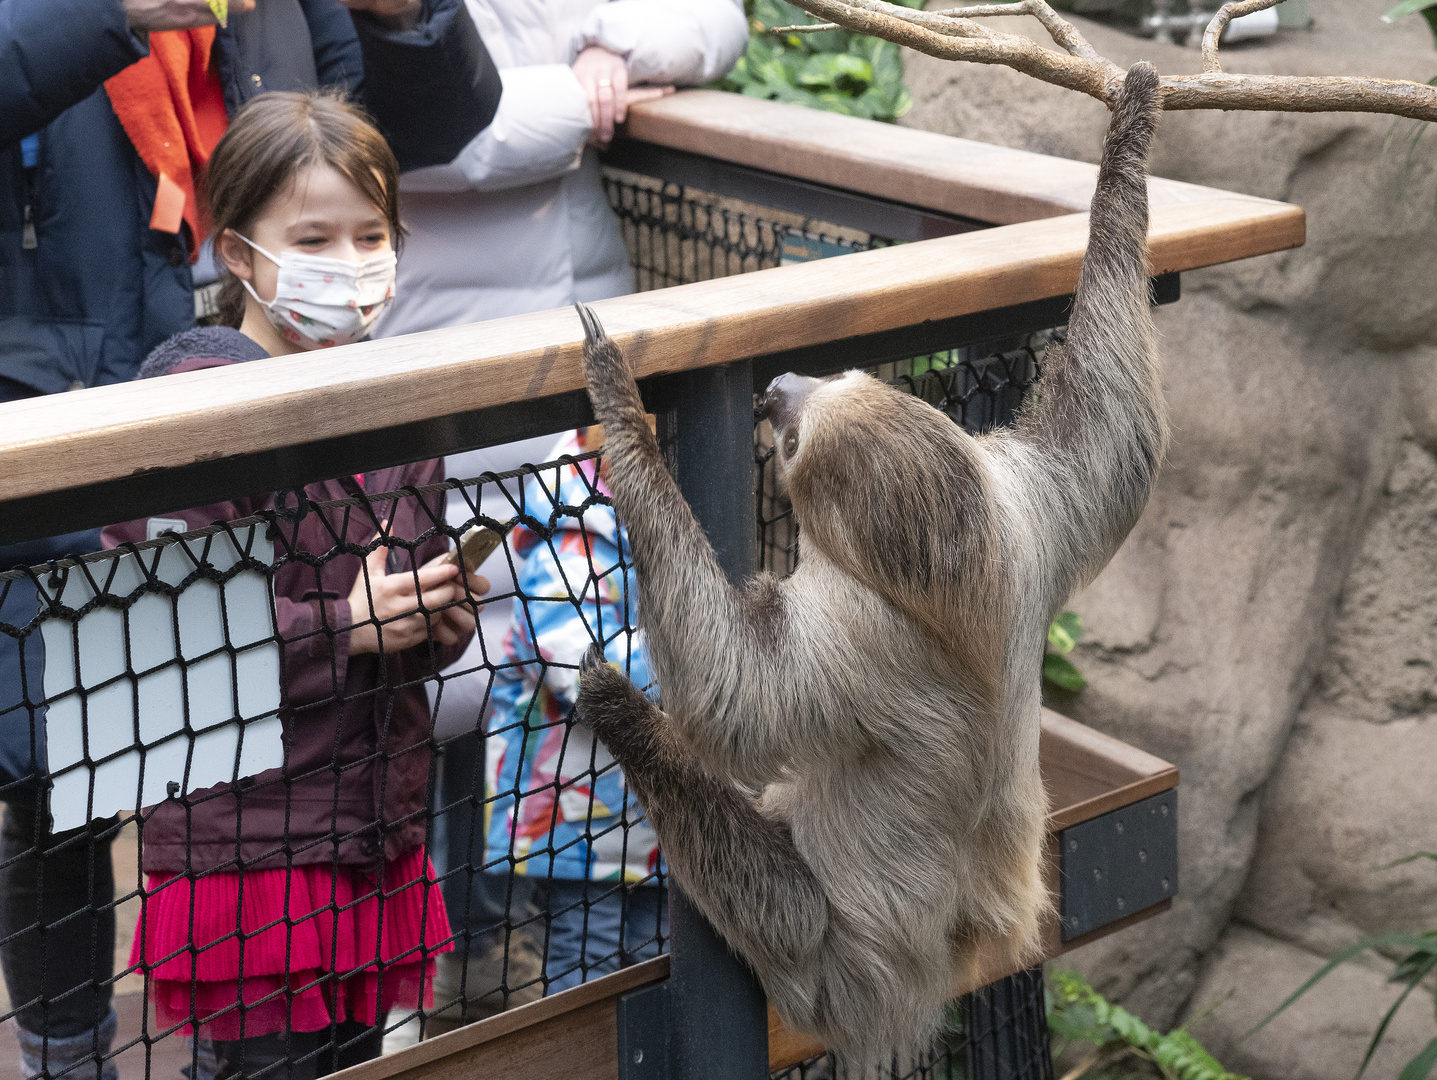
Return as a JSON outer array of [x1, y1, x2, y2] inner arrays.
[[103, 345, 468, 875]]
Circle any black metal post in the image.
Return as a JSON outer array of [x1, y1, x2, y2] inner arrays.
[[966, 966, 1054, 1080], [645, 359, 770, 1080]]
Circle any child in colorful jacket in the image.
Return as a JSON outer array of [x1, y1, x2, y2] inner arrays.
[[484, 428, 664, 993]]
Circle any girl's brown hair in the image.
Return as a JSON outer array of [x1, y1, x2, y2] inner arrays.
[[203, 91, 403, 328]]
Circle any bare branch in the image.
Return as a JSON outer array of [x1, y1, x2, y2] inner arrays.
[[840, 0, 996, 41], [931, 1, 1100, 59], [769, 22, 840, 32], [1201, 0, 1282, 72], [789, 0, 1437, 123]]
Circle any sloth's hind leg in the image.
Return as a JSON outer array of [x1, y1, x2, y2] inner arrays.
[[576, 646, 829, 986]]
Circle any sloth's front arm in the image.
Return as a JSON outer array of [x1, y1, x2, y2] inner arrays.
[[985, 65, 1168, 607], [577, 305, 854, 780]]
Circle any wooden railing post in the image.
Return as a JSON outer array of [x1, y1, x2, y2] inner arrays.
[[635, 359, 770, 1080]]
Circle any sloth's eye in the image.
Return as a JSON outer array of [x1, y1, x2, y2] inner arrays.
[[783, 430, 799, 456]]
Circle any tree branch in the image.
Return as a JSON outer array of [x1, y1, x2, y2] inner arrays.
[[1201, 0, 1281, 72], [789, 0, 1437, 123], [931, 1, 1100, 59]]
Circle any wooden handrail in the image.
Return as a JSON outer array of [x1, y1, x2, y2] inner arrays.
[[0, 196, 1300, 506], [623, 90, 1263, 224]]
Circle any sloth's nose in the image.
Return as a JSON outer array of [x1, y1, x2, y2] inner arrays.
[[760, 372, 822, 427]]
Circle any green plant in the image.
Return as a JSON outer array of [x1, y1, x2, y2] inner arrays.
[[712, 0, 922, 121], [1049, 970, 1248, 1080], [1385, 0, 1437, 47], [1252, 852, 1437, 1080], [1045, 610, 1087, 692]]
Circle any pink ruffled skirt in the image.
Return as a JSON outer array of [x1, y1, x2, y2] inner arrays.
[[130, 848, 453, 1040]]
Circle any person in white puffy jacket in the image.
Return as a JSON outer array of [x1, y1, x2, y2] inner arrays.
[[376, 0, 748, 335], [382, 0, 747, 1030]]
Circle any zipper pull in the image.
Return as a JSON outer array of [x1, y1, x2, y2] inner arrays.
[[22, 204, 36, 250]]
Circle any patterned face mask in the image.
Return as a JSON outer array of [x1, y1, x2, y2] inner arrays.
[[236, 233, 396, 350]]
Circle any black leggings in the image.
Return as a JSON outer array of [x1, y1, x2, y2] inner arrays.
[[0, 791, 116, 1039], [212, 1023, 382, 1080]]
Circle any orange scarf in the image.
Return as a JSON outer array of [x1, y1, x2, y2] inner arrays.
[[104, 29, 229, 260]]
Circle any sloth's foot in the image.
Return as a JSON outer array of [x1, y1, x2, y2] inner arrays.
[[576, 644, 668, 771]]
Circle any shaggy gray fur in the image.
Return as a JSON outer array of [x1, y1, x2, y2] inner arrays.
[[574, 62, 1168, 1066]]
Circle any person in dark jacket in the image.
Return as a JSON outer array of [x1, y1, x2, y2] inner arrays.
[[103, 92, 485, 1080], [0, 3, 500, 1077]]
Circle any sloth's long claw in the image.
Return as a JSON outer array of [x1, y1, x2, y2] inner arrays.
[[579, 642, 607, 675], [574, 302, 608, 348]]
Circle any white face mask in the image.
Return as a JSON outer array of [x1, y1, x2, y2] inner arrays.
[[236, 233, 396, 350]]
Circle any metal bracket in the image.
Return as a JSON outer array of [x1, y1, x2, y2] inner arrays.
[[618, 982, 671, 1080], [1059, 789, 1178, 941]]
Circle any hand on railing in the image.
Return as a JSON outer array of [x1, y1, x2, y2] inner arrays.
[[571, 45, 674, 147], [346, 538, 488, 655]]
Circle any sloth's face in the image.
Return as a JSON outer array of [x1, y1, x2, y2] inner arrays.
[[760, 372, 830, 464], [761, 368, 977, 530], [760, 370, 886, 474]]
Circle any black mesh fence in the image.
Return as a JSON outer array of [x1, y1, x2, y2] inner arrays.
[[771, 968, 1054, 1080], [601, 169, 883, 289], [0, 176, 1059, 1080], [0, 451, 662, 1080]]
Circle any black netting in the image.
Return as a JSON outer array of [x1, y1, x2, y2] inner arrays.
[[602, 170, 883, 290], [769, 967, 1053, 1080], [0, 175, 1057, 1080], [964, 967, 1055, 1080], [0, 451, 666, 1080]]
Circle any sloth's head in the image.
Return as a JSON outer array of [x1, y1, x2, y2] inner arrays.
[[760, 370, 998, 626]]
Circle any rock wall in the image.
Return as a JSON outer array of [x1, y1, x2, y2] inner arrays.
[[902, 5, 1437, 1075]]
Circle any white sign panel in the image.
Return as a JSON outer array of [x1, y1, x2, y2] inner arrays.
[[40, 525, 283, 830]]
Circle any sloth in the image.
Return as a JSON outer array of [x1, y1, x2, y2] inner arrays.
[[572, 62, 1167, 1064]]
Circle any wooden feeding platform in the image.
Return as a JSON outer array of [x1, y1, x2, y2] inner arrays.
[[0, 90, 1299, 1079]]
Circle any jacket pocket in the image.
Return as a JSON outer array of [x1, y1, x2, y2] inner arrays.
[[0, 316, 105, 395]]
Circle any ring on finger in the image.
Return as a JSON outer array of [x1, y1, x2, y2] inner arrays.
[[597, 78, 613, 89]]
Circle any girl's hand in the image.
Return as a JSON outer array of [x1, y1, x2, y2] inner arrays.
[[347, 541, 489, 655]]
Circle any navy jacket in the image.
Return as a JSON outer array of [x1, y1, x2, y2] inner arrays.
[[0, 0, 501, 790], [0, 0, 499, 401]]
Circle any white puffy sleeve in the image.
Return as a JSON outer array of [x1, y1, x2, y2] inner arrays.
[[399, 64, 592, 194], [576, 0, 748, 86]]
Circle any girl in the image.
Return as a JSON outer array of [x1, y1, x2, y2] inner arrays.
[[102, 92, 484, 1080]]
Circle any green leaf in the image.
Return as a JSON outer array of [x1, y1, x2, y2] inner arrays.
[[1384, 852, 1437, 869], [1247, 933, 1437, 1036], [1043, 653, 1087, 691], [1355, 972, 1428, 1080], [1383, 0, 1437, 22], [1399, 1038, 1437, 1080], [1049, 611, 1083, 652], [1391, 947, 1437, 984], [1049, 971, 1247, 1080], [797, 52, 873, 90]]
